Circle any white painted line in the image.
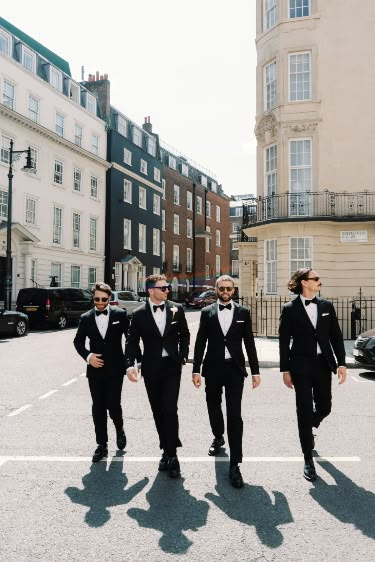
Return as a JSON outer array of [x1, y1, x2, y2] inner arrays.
[[7, 404, 32, 417], [38, 390, 58, 400], [61, 378, 77, 387], [351, 376, 360, 382], [0, 455, 361, 466]]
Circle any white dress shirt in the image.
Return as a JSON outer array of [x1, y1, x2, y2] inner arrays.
[[149, 298, 168, 357], [87, 306, 110, 363], [300, 295, 322, 354], [217, 299, 234, 359]]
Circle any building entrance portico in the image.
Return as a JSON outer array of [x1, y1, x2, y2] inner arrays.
[[114, 255, 143, 293]]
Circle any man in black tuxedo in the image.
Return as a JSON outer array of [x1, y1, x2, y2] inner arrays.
[[192, 275, 261, 488], [125, 274, 190, 478], [74, 282, 129, 462], [279, 268, 347, 482]]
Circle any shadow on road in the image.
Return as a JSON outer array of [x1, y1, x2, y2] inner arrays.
[[127, 472, 209, 554], [311, 460, 375, 539], [205, 454, 293, 549], [64, 452, 149, 527], [358, 371, 375, 381]]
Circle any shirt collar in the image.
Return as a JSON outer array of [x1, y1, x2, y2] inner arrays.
[[217, 299, 233, 307], [95, 306, 109, 313]]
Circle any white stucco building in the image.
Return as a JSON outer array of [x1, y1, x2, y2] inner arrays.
[[0, 17, 108, 304]]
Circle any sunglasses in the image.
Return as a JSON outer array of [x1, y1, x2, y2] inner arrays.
[[306, 277, 320, 282], [152, 285, 171, 292], [94, 297, 109, 302], [218, 286, 234, 293]]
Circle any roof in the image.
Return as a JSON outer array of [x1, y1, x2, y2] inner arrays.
[[0, 17, 71, 76]]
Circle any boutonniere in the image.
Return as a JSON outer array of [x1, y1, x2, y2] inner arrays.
[[170, 306, 178, 319]]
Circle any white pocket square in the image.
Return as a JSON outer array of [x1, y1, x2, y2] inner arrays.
[[322, 313, 330, 316], [236, 320, 244, 323], [171, 321, 178, 324], [112, 321, 120, 324]]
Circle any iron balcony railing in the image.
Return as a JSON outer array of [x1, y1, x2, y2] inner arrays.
[[242, 191, 375, 227]]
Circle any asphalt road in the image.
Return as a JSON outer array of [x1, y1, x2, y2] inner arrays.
[[0, 317, 374, 561]]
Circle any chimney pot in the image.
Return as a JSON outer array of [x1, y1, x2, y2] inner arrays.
[[104, 73, 108, 79], [96, 71, 99, 80]]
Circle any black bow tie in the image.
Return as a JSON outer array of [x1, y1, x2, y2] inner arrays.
[[305, 297, 318, 306], [96, 309, 108, 316], [219, 303, 232, 311], [153, 304, 165, 313]]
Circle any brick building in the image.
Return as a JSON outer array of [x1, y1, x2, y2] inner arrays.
[[159, 143, 230, 300]]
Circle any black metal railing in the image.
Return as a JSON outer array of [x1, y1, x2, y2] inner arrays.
[[236, 232, 257, 242], [242, 191, 375, 227], [239, 289, 375, 339]]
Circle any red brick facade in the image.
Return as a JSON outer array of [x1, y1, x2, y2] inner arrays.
[[162, 165, 230, 300]]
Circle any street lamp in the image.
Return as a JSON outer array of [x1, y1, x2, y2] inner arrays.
[[4, 140, 35, 310]]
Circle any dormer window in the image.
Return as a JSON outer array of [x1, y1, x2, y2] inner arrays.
[[0, 30, 11, 56], [147, 137, 156, 156], [200, 175, 207, 187], [211, 181, 217, 193], [118, 115, 127, 137], [132, 126, 142, 147], [181, 162, 189, 177], [86, 93, 96, 115], [22, 46, 36, 73], [49, 66, 62, 91], [70, 82, 80, 104], [169, 155, 177, 170]]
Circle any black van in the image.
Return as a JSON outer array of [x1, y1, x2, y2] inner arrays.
[[16, 287, 93, 329]]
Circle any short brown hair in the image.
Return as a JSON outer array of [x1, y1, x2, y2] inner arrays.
[[145, 274, 167, 293], [91, 282, 112, 297], [288, 268, 312, 294], [215, 275, 235, 288]]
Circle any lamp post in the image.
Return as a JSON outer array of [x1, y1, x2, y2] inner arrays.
[[4, 140, 34, 310]]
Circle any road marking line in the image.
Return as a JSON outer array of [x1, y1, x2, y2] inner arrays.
[[38, 390, 58, 400], [351, 376, 360, 382], [0, 455, 361, 466], [61, 378, 77, 387], [7, 404, 32, 417]]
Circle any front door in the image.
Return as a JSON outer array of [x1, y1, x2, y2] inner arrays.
[[0, 257, 12, 302]]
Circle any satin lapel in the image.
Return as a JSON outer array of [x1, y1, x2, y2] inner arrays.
[[146, 300, 163, 337], [91, 308, 105, 340], [316, 298, 324, 332], [163, 301, 174, 337], [211, 302, 222, 333], [226, 302, 239, 336], [104, 306, 116, 340], [296, 295, 316, 332]]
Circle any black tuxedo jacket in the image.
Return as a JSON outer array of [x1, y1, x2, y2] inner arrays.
[[279, 296, 346, 373], [192, 302, 260, 378], [73, 307, 129, 378], [124, 300, 190, 377]]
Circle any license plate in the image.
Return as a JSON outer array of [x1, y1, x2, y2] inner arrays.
[[25, 307, 38, 312], [353, 349, 362, 357]]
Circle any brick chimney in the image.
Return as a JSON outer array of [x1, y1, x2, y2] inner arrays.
[[81, 71, 111, 121], [142, 115, 153, 134]]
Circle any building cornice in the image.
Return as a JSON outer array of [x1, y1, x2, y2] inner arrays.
[[111, 162, 163, 193], [0, 105, 110, 169]]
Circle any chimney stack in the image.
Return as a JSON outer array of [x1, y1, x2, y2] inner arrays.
[[142, 115, 153, 134]]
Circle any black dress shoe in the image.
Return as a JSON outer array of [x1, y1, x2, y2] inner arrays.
[[92, 444, 108, 463], [208, 436, 225, 456], [158, 452, 168, 472], [304, 459, 317, 481], [116, 428, 127, 450], [167, 456, 181, 478], [229, 464, 244, 488]]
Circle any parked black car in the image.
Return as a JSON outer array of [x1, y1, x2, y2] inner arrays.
[[16, 287, 93, 329], [0, 309, 28, 337], [353, 328, 375, 370]]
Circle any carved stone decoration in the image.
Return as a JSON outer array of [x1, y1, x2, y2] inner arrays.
[[286, 123, 318, 134], [254, 112, 278, 143]]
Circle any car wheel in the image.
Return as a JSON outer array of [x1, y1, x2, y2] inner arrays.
[[57, 314, 67, 329], [15, 319, 28, 337]]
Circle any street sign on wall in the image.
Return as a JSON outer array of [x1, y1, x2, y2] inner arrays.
[[340, 230, 368, 243]]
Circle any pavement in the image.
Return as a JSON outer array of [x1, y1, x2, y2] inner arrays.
[[186, 336, 356, 369]]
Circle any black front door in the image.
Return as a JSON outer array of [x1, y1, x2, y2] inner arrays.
[[0, 257, 8, 302]]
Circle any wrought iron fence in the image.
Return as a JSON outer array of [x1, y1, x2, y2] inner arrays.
[[242, 191, 375, 226], [239, 289, 375, 339]]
